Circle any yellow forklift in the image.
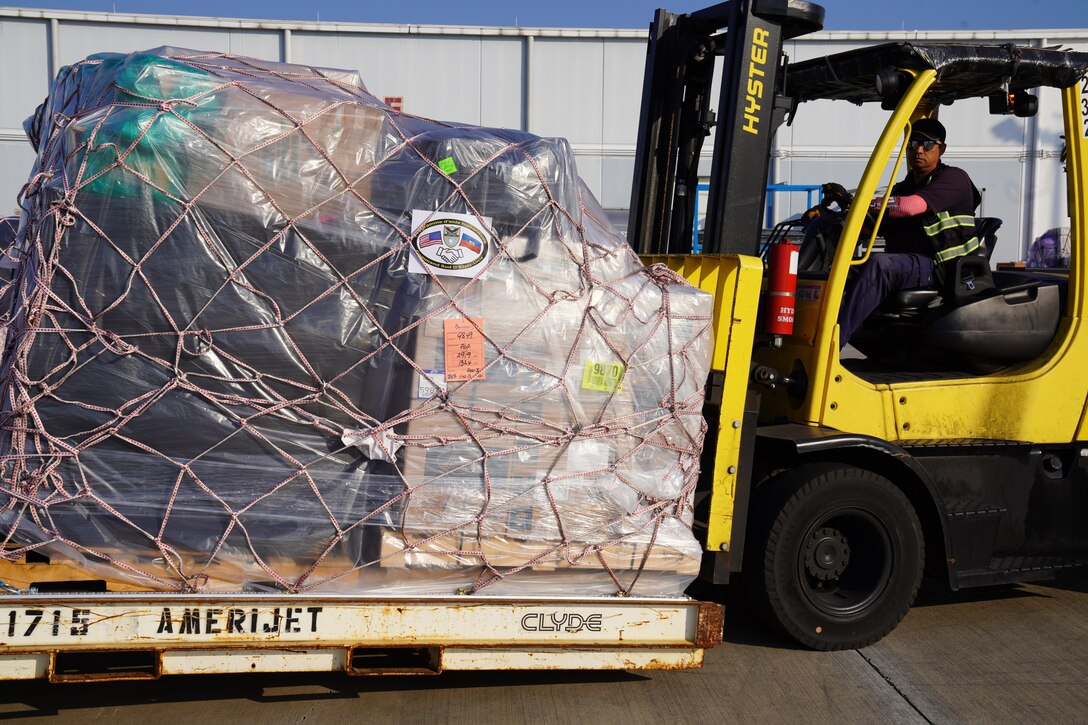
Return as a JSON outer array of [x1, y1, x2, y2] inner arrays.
[[632, 1, 1088, 649]]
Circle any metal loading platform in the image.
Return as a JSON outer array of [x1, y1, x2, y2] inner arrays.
[[0, 594, 723, 681]]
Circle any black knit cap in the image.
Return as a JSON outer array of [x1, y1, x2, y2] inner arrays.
[[911, 117, 946, 143]]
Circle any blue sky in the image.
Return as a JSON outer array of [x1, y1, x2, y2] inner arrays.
[[3, 0, 1085, 31]]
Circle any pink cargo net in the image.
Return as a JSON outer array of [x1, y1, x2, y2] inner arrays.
[[0, 216, 19, 326], [0, 48, 714, 597]]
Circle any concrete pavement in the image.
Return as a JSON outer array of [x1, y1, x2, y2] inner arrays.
[[3, 576, 1088, 723]]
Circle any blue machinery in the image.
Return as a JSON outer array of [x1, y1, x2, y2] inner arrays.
[[691, 182, 821, 253]]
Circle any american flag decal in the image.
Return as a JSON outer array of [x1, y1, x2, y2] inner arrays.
[[418, 229, 445, 247]]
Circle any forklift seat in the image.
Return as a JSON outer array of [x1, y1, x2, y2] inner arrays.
[[883, 217, 1002, 310], [975, 217, 1002, 260], [851, 217, 1065, 371]]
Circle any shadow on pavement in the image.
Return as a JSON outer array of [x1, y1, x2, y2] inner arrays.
[[911, 579, 1045, 608], [692, 573, 1067, 648], [911, 568, 1088, 607], [687, 578, 800, 651], [1027, 569, 1088, 595], [0, 668, 646, 719]]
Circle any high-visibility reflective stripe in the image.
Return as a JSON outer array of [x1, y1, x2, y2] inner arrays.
[[934, 236, 981, 263], [924, 212, 976, 236]]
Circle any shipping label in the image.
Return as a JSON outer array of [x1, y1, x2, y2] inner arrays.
[[416, 369, 447, 399], [443, 318, 486, 382], [581, 360, 625, 393]]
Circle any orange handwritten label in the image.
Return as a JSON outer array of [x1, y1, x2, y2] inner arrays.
[[443, 318, 486, 382]]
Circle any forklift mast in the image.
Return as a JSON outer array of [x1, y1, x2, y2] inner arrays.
[[628, 0, 824, 256]]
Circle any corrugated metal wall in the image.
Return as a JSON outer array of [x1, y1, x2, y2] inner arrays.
[[1, 7, 1086, 261]]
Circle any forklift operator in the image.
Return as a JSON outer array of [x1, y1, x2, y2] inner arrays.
[[837, 118, 982, 347]]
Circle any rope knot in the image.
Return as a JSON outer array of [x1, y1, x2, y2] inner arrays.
[[181, 329, 214, 357], [158, 99, 195, 113], [99, 329, 137, 355], [49, 197, 77, 228], [558, 424, 582, 446], [645, 263, 685, 288]]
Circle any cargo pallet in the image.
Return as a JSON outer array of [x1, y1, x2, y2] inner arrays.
[[0, 590, 722, 682]]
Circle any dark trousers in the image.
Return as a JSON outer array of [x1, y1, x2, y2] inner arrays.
[[838, 252, 933, 347]]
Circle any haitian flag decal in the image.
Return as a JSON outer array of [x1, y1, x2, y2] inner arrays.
[[409, 210, 493, 278]]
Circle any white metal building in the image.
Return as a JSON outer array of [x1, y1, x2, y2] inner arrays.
[[1, 7, 1086, 261]]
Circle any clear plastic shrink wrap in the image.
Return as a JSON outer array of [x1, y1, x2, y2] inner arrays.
[[0, 217, 19, 353], [0, 48, 714, 596]]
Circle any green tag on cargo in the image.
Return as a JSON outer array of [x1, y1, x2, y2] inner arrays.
[[582, 360, 625, 393], [438, 156, 458, 174]]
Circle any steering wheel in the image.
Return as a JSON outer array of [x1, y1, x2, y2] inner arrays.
[[796, 182, 877, 273], [822, 181, 882, 232], [820, 182, 853, 212]]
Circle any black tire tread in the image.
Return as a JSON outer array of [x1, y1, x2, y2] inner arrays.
[[751, 464, 924, 651]]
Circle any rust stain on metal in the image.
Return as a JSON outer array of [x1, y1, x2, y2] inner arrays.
[[695, 602, 724, 648], [50, 671, 160, 684], [47, 648, 164, 684], [629, 656, 701, 671]]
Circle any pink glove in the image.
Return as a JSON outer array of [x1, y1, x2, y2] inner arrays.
[[869, 194, 927, 218]]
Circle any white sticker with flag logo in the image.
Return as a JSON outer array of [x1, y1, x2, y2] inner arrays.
[[409, 210, 493, 278]]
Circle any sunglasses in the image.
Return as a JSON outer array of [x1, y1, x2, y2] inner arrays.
[[907, 139, 941, 151]]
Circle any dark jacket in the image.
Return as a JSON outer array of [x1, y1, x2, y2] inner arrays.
[[881, 163, 982, 271]]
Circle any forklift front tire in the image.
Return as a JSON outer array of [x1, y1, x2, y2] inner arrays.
[[750, 463, 924, 650]]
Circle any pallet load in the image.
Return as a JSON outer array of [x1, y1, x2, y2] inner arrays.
[[0, 216, 19, 355], [0, 48, 713, 596]]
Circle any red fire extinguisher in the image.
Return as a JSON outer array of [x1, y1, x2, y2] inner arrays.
[[765, 242, 798, 336]]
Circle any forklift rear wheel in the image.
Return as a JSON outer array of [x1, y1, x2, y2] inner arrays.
[[750, 463, 923, 650]]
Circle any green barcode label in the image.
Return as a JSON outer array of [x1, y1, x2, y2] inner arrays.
[[438, 156, 458, 174], [581, 361, 625, 393]]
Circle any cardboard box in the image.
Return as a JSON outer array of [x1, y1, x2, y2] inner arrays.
[[400, 285, 637, 484], [378, 530, 698, 576], [378, 476, 699, 576]]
